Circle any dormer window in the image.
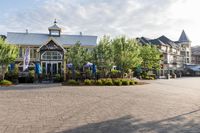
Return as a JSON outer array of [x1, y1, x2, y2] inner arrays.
[[48, 19, 61, 37]]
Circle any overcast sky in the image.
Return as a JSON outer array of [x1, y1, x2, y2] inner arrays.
[[0, 0, 199, 45]]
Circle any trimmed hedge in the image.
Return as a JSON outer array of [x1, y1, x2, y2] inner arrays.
[[0, 80, 13, 86], [96, 80, 103, 86], [121, 79, 130, 85], [62, 78, 139, 86], [113, 79, 122, 86], [66, 80, 79, 85], [129, 80, 135, 85], [104, 79, 113, 86], [84, 79, 92, 85]]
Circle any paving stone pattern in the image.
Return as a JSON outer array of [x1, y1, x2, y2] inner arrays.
[[0, 78, 200, 133]]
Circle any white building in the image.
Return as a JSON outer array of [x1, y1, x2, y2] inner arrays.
[[137, 30, 191, 76], [6, 20, 97, 80]]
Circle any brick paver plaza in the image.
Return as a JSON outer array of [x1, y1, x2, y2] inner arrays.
[[0, 78, 200, 133]]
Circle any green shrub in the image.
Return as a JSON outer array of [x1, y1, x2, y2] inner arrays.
[[0, 80, 12, 86], [95, 80, 103, 86], [134, 80, 138, 84], [91, 80, 96, 85], [110, 70, 120, 78], [75, 71, 81, 79], [121, 79, 130, 85], [129, 80, 135, 85], [84, 79, 92, 85], [104, 78, 113, 86], [28, 70, 35, 83], [67, 80, 79, 85], [55, 74, 61, 82], [100, 78, 107, 84], [13, 64, 19, 79], [149, 77, 155, 80], [113, 79, 122, 86]]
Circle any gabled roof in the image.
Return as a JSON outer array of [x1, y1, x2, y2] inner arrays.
[[37, 37, 66, 52], [136, 37, 151, 45], [179, 30, 190, 43], [6, 32, 97, 46], [158, 35, 178, 48], [137, 35, 180, 48], [149, 39, 165, 45]]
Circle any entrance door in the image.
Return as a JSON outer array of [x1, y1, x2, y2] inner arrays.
[[42, 61, 62, 75], [47, 63, 52, 75], [52, 63, 57, 75]]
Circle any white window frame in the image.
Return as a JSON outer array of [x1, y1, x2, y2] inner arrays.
[[41, 51, 62, 60]]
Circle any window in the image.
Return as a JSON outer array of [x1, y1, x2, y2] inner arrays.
[[187, 58, 189, 63], [41, 51, 62, 60], [187, 52, 189, 57], [50, 30, 60, 36]]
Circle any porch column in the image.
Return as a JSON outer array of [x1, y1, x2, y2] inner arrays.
[[63, 55, 66, 81]]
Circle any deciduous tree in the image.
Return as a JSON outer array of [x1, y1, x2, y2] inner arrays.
[[112, 36, 142, 76], [140, 45, 161, 70], [0, 38, 18, 80]]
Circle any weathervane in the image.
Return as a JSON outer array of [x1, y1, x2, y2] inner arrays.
[[54, 19, 57, 24]]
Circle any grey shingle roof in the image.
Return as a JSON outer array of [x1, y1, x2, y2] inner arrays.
[[6, 32, 97, 46], [149, 39, 165, 45], [179, 30, 190, 42], [137, 35, 180, 48], [48, 24, 61, 30], [136, 37, 151, 45], [158, 35, 178, 48]]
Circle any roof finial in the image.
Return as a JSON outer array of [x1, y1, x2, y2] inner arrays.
[[54, 19, 57, 24]]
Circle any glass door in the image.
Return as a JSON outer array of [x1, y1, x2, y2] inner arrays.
[[47, 63, 52, 75], [52, 63, 57, 75], [41, 61, 62, 76]]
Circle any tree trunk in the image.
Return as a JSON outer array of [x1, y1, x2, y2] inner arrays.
[[2, 64, 7, 80], [0, 64, 3, 80]]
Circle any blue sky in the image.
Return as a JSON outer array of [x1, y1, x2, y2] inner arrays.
[[0, 0, 199, 45]]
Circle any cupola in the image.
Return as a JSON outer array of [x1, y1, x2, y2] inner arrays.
[[48, 19, 61, 37]]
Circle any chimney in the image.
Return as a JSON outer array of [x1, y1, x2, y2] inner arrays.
[[26, 29, 28, 34]]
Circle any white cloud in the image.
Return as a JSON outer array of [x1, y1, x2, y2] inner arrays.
[[0, 0, 199, 45]]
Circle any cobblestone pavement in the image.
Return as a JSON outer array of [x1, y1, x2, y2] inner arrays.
[[0, 78, 200, 133]]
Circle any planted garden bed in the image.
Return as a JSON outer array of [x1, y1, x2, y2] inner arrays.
[[62, 78, 147, 86]]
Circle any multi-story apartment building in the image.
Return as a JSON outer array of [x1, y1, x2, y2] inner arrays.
[[137, 30, 191, 76], [5, 20, 97, 79], [191, 46, 200, 64]]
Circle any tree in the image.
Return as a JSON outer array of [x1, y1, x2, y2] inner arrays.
[[0, 38, 18, 80], [66, 41, 91, 70], [91, 36, 114, 71], [112, 36, 142, 76], [140, 45, 161, 70]]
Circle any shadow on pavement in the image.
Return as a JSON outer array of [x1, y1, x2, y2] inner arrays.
[[58, 109, 200, 133]]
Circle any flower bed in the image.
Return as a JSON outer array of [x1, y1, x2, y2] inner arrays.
[[62, 78, 146, 86]]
